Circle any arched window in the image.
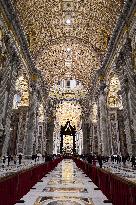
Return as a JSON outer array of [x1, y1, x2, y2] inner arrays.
[[66, 80, 70, 88]]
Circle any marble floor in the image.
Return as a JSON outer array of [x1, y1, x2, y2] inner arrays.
[[15, 159, 112, 205], [102, 162, 136, 183], [0, 159, 45, 179]]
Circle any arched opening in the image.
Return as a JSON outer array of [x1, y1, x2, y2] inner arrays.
[[8, 74, 29, 156], [107, 74, 127, 155], [52, 79, 83, 155], [60, 121, 76, 155]]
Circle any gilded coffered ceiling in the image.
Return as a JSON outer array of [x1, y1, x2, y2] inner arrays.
[[12, 0, 122, 87], [37, 41, 99, 86]]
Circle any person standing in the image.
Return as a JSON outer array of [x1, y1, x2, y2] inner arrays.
[[13, 155, 16, 165], [18, 154, 22, 165], [35, 154, 37, 162], [93, 155, 96, 166], [2, 156, 6, 168], [97, 155, 103, 168], [7, 154, 11, 166], [131, 155, 135, 168]]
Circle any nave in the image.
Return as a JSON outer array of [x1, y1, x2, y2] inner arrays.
[[0, 1, 136, 204], [15, 159, 111, 205]]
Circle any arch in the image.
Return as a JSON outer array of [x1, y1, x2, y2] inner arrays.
[[36, 39, 100, 88], [34, 36, 102, 61]]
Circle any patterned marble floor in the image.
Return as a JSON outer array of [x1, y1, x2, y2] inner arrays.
[[15, 159, 112, 205]]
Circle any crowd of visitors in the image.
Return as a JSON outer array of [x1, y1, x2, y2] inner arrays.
[[2, 153, 23, 167], [1, 152, 61, 168], [1, 152, 136, 170], [78, 153, 136, 169]]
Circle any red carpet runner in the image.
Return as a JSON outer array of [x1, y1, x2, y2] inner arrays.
[[73, 158, 136, 205], [0, 158, 62, 205]]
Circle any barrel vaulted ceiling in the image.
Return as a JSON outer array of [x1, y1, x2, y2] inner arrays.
[[12, 0, 123, 87]]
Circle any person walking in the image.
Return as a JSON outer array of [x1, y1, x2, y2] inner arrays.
[[7, 154, 11, 166]]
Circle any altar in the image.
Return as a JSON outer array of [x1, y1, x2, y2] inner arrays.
[[60, 121, 76, 154], [63, 135, 73, 154]]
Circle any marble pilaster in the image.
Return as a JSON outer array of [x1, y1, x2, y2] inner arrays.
[[1, 37, 20, 156], [24, 86, 37, 157], [98, 85, 110, 156], [17, 107, 28, 154], [115, 48, 133, 155], [123, 38, 136, 154]]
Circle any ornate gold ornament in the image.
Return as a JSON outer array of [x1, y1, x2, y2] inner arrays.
[[31, 74, 37, 81], [99, 74, 105, 81]]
